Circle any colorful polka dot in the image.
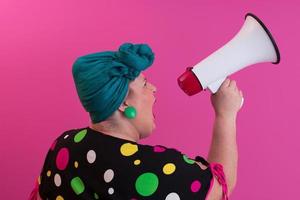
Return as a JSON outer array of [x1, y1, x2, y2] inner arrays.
[[108, 187, 114, 195], [153, 146, 166, 152], [87, 150, 96, 164], [134, 159, 141, 165], [120, 143, 138, 156], [56, 195, 64, 200], [104, 169, 114, 183], [38, 176, 41, 185], [54, 173, 61, 187], [94, 193, 99, 199], [74, 161, 79, 168], [183, 155, 195, 164], [74, 129, 87, 143], [163, 163, 176, 175], [56, 147, 69, 170], [47, 170, 51, 177], [165, 192, 180, 200], [191, 180, 202, 193], [135, 172, 159, 196], [71, 177, 85, 195]]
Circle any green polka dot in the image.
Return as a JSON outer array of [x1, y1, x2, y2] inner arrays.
[[135, 172, 159, 196], [183, 155, 195, 164], [74, 129, 87, 143], [71, 177, 85, 195], [94, 193, 99, 199]]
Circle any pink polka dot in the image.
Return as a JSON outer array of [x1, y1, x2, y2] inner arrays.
[[50, 140, 57, 151], [153, 146, 166, 152], [56, 147, 69, 170], [191, 180, 201, 193]]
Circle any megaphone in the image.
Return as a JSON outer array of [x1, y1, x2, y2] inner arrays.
[[178, 13, 280, 97]]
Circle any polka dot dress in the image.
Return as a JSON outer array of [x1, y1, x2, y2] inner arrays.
[[38, 127, 213, 200]]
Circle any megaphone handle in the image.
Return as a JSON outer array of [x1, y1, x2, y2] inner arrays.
[[207, 77, 227, 94], [208, 77, 244, 108]]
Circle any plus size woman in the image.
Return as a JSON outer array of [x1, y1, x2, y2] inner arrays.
[[30, 43, 242, 200]]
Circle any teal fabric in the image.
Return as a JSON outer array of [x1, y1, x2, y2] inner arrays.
[[72, 43, 155, 123]]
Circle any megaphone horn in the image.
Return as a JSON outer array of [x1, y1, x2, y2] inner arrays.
[[178, 13, 280, 96]]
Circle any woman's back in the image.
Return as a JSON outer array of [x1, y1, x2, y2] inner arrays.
[[38, 127, 213, 200]]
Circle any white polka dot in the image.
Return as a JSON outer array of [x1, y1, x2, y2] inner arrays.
[[87, 150, 96, 164], [64, 134, 69, 139], [165, 192, 180, 200], [54, 173, 61, 187], [108, 187, 114, 195], [104, 169, 114, 183]]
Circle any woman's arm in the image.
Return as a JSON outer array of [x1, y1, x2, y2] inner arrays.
[[207, 114, 238, 195], [206, 79, 242, 198]]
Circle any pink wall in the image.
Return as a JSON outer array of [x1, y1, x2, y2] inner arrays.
[[1, 0, 299, 199]]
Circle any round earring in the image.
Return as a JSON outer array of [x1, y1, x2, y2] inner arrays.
[[124, 106, 137, 119]]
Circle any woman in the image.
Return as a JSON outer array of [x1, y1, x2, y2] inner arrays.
[[30, 43, 243, 200]]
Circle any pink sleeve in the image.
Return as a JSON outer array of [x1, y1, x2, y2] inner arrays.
[[28, 177, 43, 200]]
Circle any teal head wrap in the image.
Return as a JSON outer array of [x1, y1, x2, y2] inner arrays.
[[72, 43, 155, 123]]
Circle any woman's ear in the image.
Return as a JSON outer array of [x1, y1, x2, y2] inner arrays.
[[118, 86, 133, 112], [118, 101, 129, 112]]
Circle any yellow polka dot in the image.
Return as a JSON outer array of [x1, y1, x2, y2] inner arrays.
[[120, 143, 138, 156], [74, 161, 79, 168], [56, 195, 64, 200], [38, 176, 41, 185], [163, 163, 176, 175], [47, 170, 51, 177], [134, 159, 141, 165]]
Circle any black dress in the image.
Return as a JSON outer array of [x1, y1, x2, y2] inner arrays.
[[37, 127, 225, 200]]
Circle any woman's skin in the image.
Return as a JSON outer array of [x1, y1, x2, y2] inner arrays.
[[207, 79, 242, 199], [89, 74, 243, 200]]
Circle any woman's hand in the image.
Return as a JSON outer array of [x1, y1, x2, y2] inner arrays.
[[210, 78, 243, 118]]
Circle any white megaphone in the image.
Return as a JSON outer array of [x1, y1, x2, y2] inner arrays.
[[178, 13, 280, 102]]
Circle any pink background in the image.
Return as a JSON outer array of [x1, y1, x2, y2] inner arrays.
[[1, 0, 299, 199]]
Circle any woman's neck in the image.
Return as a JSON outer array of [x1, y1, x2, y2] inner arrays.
[[89, 120, 140, 142]]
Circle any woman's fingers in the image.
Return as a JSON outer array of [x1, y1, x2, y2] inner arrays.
[[229, 80, 237, 88], [221, 78, 231, 88]]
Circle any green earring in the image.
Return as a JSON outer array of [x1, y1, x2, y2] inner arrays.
[[124, 106, 137, 119]]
